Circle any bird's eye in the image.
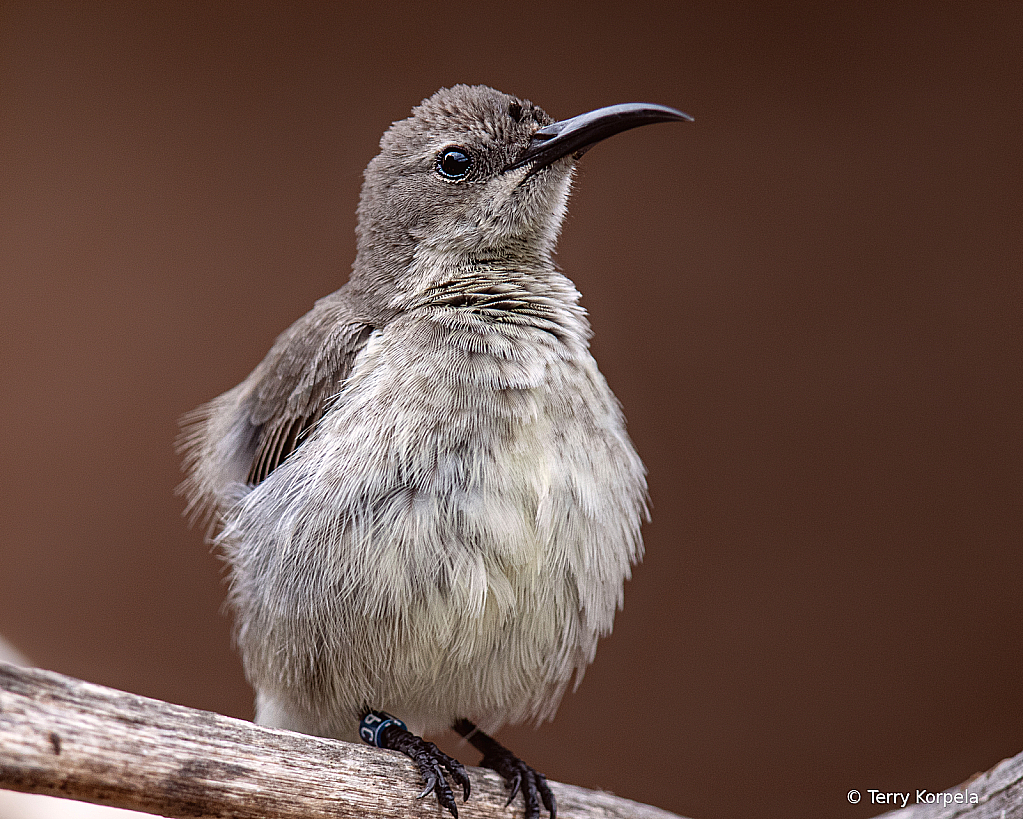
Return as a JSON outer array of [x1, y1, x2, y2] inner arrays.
[[436, 148, 472, 180]]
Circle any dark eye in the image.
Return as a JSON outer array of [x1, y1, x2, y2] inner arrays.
[[437, 147, 472, 180]]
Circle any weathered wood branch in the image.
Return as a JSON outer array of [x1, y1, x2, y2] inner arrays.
[[874, 751, 1023, 819], [0, 663, 685, 819], [0, 662, 1020, 819]]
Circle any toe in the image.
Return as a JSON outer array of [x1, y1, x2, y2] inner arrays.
[[415, 771, 439, 801], [538, 774, 556, 819]]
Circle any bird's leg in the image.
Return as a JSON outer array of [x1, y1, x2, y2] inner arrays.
[[452, 719, 556, 819], [360, 710, 471, 818]]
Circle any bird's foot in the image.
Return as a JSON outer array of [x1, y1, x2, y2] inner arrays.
[[360, 711, 470, 818], [452, 719, 556, 819]]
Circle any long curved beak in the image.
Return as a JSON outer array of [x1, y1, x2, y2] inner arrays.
[[507, 102, 692, 175]]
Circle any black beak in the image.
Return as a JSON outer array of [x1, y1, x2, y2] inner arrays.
[[507, 102, 692, 176]]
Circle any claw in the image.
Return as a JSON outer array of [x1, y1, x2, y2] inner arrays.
[[504, 771, 522, 805], [416, 773, 438, 801], [436, 783, 458, 819], [451, 765, 471, 801], [539, 773, 557, 819]]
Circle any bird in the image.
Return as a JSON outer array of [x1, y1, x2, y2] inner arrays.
[[179, 84, 690, 819]]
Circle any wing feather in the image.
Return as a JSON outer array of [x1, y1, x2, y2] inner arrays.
[[178, 288, 375, 524]]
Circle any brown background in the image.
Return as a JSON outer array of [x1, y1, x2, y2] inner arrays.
[[1, 3, 1020, 819]]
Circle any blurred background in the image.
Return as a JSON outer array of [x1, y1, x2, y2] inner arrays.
[[1, 3, 1020, 819]]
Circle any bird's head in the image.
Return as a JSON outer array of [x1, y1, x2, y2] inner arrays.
[[351, 85, 690, 301]]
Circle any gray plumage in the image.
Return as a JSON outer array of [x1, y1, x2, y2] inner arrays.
[[179, 84, 650, 747]]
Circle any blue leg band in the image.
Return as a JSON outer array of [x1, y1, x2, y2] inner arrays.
[[359, 710, 407, 747]]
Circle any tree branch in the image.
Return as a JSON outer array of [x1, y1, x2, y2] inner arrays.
[[1, 662, 1021, 819], [873, 752, 1023, 819], [0, 663, 685, 819]]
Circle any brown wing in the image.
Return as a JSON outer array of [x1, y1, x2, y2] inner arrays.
[[241, 293, 375, 487], [246, 404, 326, 486], [178, 286, 378, 526]]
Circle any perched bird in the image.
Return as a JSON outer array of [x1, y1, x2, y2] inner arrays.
[[179, 84, 690, 819]]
